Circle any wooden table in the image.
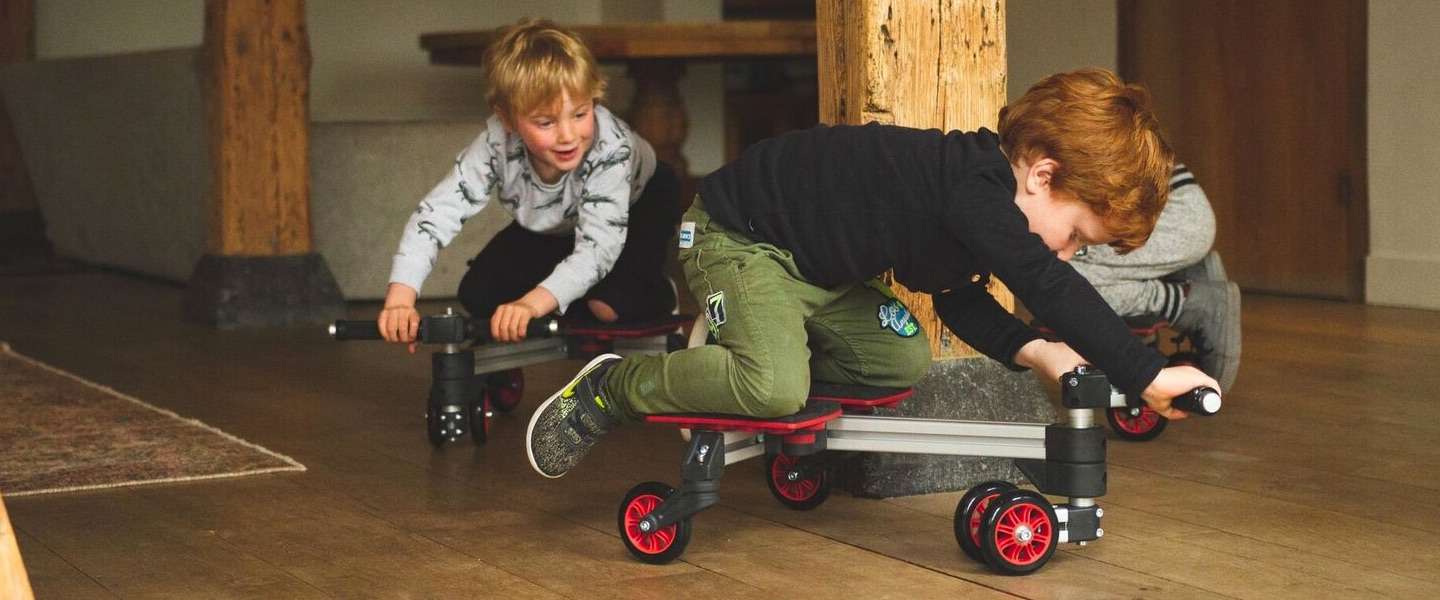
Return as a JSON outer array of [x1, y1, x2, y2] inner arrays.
[[421, 20, 817, 179]]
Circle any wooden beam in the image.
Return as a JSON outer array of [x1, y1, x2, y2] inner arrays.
[[188, 0, 342, 328], [1, 0, 37, 217], [0, 491, 34, 600], [816, 0, 1008, 358], [203, 0, 312, 256]]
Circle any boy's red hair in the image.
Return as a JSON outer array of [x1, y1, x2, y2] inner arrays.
[[999, 68, 1174, 253]]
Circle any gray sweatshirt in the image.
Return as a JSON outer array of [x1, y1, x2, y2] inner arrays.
[[389, 104, 656, 311]]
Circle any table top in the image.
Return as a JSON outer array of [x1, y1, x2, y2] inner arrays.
[[421, 20, 817, 64]]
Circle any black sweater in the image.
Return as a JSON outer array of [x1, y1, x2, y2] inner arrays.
[[698, 123, 1165, 396]]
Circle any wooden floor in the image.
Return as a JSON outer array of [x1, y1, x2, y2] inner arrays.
[[3, 271, 1439, 599]]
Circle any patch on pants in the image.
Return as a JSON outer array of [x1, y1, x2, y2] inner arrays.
[[705, 291, 728, 337], [877, 299, 919, 337]]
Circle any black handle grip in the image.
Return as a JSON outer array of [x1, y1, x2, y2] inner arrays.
[[471, 317, 562, 344], [329, 316, 561, 344], [1171, 387, 1222, 416], [329, 320, 382, 340]]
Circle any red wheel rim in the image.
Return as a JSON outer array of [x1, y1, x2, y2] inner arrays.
[[495, 369, 524, 409], [623, 493, 677, 554], [992, 503, 1053, 566], [482, 395, 491, 436], [771, 454, 820, 501], [1110, 406, 1162, 434], [968, 492, 1002, 547]]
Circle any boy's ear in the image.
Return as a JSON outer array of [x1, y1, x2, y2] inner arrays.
[[1021, 157, 1060, 194]]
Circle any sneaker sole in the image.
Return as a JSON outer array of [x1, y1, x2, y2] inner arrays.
[[526, 353, 623, 479]]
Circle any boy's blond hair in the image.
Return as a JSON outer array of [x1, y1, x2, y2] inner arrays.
[[484, 19, 606, 119], [999, 68, 1174, 253]]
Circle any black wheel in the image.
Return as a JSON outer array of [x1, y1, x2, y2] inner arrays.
[[1106, 403, 1169, 441], [978, 489, 1059, 575], [765, 453, 832, 510], [954, 480, 1018, 562], [469, 390, 491, 446], [617, 481, 692, 564], [487, 368, 525, 414], [427, 402, 466, 447]]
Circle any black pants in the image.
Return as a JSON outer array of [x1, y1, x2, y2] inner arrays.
[[457, 161, 682, 323]]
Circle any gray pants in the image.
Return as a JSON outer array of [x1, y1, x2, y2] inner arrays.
[[1071, 169, 1214, 318]]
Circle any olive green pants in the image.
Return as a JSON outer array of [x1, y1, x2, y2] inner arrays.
[[605, 197, 932, 420]]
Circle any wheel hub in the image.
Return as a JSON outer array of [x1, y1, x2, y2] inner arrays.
[[1015, 525, 1033, 543]]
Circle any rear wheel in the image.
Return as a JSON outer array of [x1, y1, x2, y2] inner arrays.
[[469, 390, 491, 445], [1106, 405, 1168, 441], [765, 453, 832, 510], [487, 368, 525, 414]]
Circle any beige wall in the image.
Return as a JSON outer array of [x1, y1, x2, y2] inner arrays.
[[1366, 0, 1440, 310], [31, 0, 726, 176], [1005, 0, 1117, 101]]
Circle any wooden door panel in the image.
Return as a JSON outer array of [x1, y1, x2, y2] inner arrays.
[[1120, 0, 1366, 299]]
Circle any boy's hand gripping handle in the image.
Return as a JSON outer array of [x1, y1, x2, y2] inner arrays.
[[1171, 387, 1222, 416]]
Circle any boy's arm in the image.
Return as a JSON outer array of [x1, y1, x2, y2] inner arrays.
[[932, 284, 1042, 371], [537, 131, 636, 314], [389, 127, 501, 295], [946, 168, 1167, 397]]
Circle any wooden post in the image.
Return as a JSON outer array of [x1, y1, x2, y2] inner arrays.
[[185, 0, 343, 328], [816, 0, 1010, 359], [818, 1, 1050, 499], [0, 491, 34, 600], [0, 0, 46, 262]]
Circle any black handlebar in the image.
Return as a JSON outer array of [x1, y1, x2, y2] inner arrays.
[[1171, 386, 1222, 416], [329, 315, 560, 345]]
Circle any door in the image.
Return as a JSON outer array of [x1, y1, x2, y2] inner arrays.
[[1119, 0, 1367, 300]]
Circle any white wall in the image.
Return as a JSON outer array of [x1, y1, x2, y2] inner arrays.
[[1365, 0, 1440, 310]]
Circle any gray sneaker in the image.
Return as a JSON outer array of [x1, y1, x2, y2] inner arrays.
[[526, 353, 623, 478], [1178, 251, 1228, 282], [1171, 280, 1241, 391]]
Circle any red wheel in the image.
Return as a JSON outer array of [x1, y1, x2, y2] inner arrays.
[[953, 480, 1017, 562], [979, 490, 1058, 575], [487, 368, 525, 414], [469, 390, 491, 446], [618, 482, 692, 564], [765, 453, 832, 510], [1107, 404, 1169, 441]]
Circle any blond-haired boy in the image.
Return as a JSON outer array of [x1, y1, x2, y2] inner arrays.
[[379, 19, 681, 349]]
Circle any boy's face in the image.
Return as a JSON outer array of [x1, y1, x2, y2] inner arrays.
[[1012, 158, 1112, 261], [507, 90, 596, 184]]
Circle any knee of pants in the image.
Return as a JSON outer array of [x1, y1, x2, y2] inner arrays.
[[893, 334, 934, 386], [732, 362, 810, 419]]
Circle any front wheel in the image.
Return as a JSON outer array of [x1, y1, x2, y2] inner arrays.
[[427, 402, 465, 447], [978, 489, 1058, 575], [954, 480, 1018, 562], [618, 481, 692, 564]]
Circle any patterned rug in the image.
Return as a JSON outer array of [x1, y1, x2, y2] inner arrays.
[[0, 342, 304, 497]]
